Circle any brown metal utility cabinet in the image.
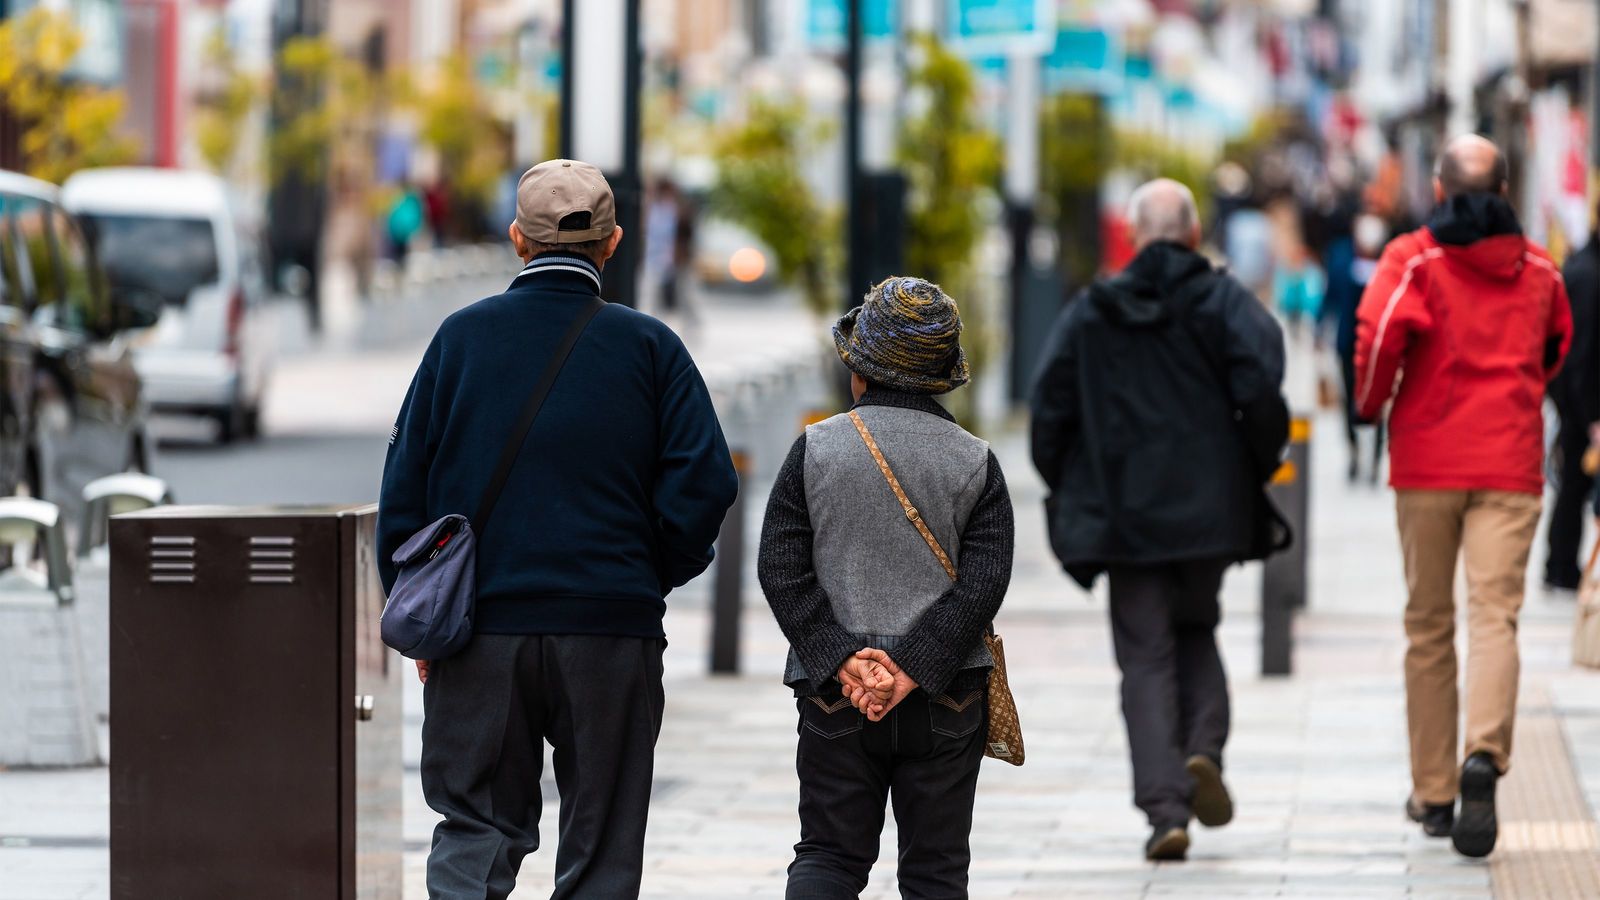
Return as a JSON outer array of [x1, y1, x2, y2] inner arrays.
[[109, 504, 401, 899]]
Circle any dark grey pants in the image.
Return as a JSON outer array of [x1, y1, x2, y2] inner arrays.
[[1107, 560, 1231, 828], [421, 634, 665, 900]]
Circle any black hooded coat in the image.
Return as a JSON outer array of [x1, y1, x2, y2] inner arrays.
[[1030, 241, 1290, 588]]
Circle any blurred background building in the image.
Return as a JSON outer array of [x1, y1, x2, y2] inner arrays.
[[0, 0, 1598, 392]]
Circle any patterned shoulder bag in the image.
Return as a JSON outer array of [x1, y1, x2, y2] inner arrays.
[[847, 410, 1024, 766]]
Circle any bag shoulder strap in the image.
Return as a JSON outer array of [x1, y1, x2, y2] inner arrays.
[[847, 409, 957, 582], [473, 296, 605, 532]]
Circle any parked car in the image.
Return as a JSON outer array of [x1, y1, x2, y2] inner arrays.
[[693, 217, 779, 292], [61, 167, 273, 443], [0, 170, 156, 522]]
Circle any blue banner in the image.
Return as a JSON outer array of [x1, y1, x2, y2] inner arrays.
[[807, 0, 896, 45], [946, 0, 1053, 53]]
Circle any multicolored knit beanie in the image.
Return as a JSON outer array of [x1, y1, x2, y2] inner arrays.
[[832, 276, 970, 395]]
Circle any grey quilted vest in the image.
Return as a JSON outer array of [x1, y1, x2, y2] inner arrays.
[[782, 404, 993, 688]]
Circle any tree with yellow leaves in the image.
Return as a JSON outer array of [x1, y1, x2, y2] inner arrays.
[[0, 8, 140, 183]]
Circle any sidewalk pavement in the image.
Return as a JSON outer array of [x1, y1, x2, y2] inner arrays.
[[388, 414, 1598, 899]]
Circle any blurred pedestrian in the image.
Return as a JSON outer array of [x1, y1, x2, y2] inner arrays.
[[1031, 179, 1289, 861], [759, 276, 1012, 898], [1327, 213, 1389, 483], [1354, 135, 1572, 858], [386, 183, 423, 264], [424, 178, 451, 243], [646, 178, 683, 315], [1271, 244, 1325, 331], [377, 158, 738, 899], [1545, 205, 1600, 593]]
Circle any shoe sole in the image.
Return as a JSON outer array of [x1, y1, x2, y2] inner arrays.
[[1186, 756, 1234, 828], [1146, 828, 1189, 862], [1453, 765, 1498, 858]]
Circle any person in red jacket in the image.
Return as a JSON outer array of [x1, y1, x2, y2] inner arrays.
[[1355, 134, 1572, 859]]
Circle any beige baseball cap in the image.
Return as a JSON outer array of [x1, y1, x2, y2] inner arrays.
[[514, 159, 616, 244]]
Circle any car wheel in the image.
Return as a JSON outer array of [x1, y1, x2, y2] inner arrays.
[[241, 404, 262, 440], [126, 431, 150, 474], [216, 405, 241, 445]]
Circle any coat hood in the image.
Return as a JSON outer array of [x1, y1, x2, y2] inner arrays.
[[1089, 241, 1214, 328], [1426, 192, 1528, 281]]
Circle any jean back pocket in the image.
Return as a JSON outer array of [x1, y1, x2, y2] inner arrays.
[[800, 695, 865, 740], [930, 691, 985, 739]]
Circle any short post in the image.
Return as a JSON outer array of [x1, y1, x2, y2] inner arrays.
[[0, 497, 98, 766], [710, 451, 749, 674], [1261, 417, 1311, 676]]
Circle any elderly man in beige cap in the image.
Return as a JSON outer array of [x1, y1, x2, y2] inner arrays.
[[378, 159, 737, 898]]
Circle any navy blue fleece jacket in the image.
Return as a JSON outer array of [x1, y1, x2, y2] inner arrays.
[[377, 252, 737, 638]]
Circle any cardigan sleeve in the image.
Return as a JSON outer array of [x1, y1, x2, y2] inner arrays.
[[756, 434, 862, 688]]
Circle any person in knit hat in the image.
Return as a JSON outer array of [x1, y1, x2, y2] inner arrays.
[[832, 275, 972, 394], [759, 276, 1014, 896]]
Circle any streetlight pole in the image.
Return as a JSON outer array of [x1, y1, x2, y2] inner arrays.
[[559, 0, 642, 308], [845, 0, 865, 309]]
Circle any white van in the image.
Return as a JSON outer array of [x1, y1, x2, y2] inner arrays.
[[61, 168, 273, 442]]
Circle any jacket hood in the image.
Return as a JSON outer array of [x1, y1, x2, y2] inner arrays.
[[1090, 241, 1213, 328], [1426, 192, 1528, 280]]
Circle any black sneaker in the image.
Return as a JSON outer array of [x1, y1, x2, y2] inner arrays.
[[1453, 753, 1500, 858], [1145, 825, 1189, 862], [1405, 795, 1454, 837], [1186, 755, 1234, 827]]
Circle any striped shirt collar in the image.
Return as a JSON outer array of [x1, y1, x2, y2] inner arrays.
[[510, 252, 602, 292]]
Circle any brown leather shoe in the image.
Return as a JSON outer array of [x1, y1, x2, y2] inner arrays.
[[1186, 755, 1234, 828]]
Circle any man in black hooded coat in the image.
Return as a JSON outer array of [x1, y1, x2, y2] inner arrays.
[[1030, 179, 1289, 861]]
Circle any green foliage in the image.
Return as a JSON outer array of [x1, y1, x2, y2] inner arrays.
[[269, 36, 378, 188], [896, 34, 1001, 422], [0, 8, 140, 183], [194, 27, 261, 176], [896, 34, 1001, 291], [1039, 93, 1111, 286], [408, 54, 510, 205], [1040, 94, 1111, 198], [709, 100, 840, 316]]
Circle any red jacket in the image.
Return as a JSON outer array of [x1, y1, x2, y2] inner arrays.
[[1355, 195, 1572, 494]]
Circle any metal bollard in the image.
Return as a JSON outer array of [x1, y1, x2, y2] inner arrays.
[[0, 497, 98, 766], [1260, 417, 1311, 676], [78, 472, 174, 559], [77, 473, 174, 727], [0, 497, 75, 604], [710, 451, 749, 674]]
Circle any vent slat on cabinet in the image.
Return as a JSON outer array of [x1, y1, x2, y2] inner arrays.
[[248, 536, 296, 585], [149, 537, 197, 586]]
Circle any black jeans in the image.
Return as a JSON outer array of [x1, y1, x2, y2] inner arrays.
[[1107, 560, 1231, 828], [788, 688, 987, 900], [1546, 410, 1594, 589], [421, 634, 665, 900]]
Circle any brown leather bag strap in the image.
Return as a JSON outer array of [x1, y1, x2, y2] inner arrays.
[[848, 410, 957, 582]]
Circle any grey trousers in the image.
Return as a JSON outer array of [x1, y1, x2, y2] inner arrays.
[[421, 634, 666, 900], [1106, 560, 1231, 828]]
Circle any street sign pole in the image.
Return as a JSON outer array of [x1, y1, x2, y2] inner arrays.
[[560, 0, 642, 307], [1005, 50, 1040, 402], [845, 0, 865, 309]]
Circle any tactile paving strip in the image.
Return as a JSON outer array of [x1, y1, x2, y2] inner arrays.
[[1489, 686, 1600, 899]]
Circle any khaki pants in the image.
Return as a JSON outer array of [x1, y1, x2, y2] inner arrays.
[[1396, 489, 1541, 805]]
